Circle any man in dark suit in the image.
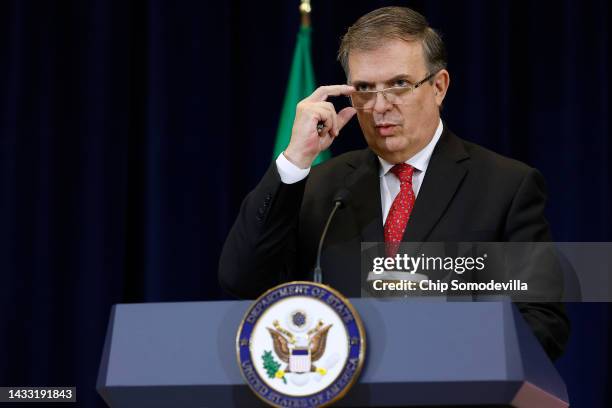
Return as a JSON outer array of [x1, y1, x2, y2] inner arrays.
[[219, 6, 569, 360]]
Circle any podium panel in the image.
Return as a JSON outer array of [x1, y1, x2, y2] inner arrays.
[[97, 299, 568, 407]]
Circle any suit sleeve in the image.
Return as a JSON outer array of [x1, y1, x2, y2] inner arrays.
[[504, 168, 571, 361], [218, 162, 306, 299]]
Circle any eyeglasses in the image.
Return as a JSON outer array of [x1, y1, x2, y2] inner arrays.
[[349, 71, 438, 110]]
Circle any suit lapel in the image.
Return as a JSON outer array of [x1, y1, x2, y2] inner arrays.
[[338, 127, 470, 244], [343, 150, 384, 243], [404, 128, 470, 242]]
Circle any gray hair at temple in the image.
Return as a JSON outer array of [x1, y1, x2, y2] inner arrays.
[[337, 6, 447, 79]]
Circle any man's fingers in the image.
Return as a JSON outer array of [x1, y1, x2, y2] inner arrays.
[[311, 106, 335, 136], [308, 85, 355, 102], [337, 107, 357, 132], [319, 103, 338, 136]]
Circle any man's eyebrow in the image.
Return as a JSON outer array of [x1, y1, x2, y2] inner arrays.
[[350, 80, 371, 88], [386, 74, 416, 84], [351, 74, 416, 87]]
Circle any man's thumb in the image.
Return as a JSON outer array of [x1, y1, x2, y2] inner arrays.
[[337, 107, 357, 132]]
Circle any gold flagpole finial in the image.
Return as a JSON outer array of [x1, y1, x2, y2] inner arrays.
[[300, 0, 312, 27]]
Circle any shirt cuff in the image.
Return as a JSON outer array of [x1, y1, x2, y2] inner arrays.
[[276, 152, 311, 184]]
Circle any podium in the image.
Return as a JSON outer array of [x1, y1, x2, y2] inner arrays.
[[97, 299, 568, 407]]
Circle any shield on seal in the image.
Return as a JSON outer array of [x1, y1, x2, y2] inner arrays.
[[289, 347, 311, 373]]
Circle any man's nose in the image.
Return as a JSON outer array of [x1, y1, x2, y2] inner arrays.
[[373, 91, 393, 113]]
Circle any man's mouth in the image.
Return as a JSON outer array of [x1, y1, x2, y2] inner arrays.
[[375, 123, 400, 136]]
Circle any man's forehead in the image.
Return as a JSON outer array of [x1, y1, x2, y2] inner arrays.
[[347, 39, 426, 82]]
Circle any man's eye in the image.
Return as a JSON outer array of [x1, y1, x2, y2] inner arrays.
[[394, 79, 409, 87], [355, 84, 372, 91]]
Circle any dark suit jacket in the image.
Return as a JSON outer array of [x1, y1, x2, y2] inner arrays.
[[219, 126, 570, 360]]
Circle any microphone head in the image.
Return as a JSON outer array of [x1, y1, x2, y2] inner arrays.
[[332, 188, 352, 208]]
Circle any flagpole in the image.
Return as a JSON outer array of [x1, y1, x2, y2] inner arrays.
[[273, 0, 329, 165], [300, 0, 311, 28]]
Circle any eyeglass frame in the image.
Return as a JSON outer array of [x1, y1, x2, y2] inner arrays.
[[348, 70, 440, 110]]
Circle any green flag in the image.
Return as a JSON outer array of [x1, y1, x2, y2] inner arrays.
[[273, 25, 330, 166]]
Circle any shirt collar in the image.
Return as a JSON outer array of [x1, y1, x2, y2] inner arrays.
[[378, 119, 444, 177]]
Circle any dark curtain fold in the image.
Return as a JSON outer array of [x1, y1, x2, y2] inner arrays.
[[0, 1, 609, 407]]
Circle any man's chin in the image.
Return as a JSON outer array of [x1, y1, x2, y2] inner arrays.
[[372, 144, 410, 163], [381, 137, 407, 152]]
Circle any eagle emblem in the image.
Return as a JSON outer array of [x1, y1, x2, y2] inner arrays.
[[266, 314, 332, 375], [236, 281, 366, 407]]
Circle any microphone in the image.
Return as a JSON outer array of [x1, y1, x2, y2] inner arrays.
[[313, 189, 352, 284]]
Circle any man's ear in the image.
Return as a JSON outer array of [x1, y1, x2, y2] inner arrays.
[[433, 69, 450, 106]]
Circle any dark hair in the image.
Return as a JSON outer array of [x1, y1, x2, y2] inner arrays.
[[338, 6, 447, 78]]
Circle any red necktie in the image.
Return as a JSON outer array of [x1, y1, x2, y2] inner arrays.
[[384, 163, 415, 256]]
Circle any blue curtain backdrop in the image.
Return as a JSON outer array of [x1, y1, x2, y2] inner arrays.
[[0, 0, 609, 407]]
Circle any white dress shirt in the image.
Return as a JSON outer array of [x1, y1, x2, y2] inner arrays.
[[276, 119, 444, 225]]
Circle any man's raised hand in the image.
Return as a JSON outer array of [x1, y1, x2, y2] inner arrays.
[[284, 85, 357, 169]]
